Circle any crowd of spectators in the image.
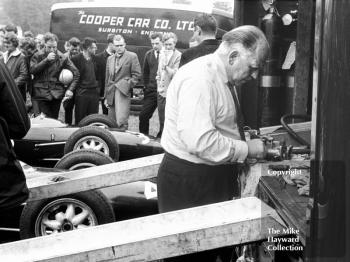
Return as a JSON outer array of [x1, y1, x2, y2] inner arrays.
[[0, 13, 220, 210], [0, 14, 221, 137], [0, 26, 181, 134], [0, 16, 271, 262]]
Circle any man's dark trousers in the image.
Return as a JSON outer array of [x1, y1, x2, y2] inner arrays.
[[64, 94, 75, 125], [139, 89, 157, 135], [74, 93, 99, 124], [157, 152, 239, 262], [37, 99, 62, 119], [157, 94, 166, 138]]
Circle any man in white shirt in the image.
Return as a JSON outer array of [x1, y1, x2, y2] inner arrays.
[[158, 25, 269, 262]]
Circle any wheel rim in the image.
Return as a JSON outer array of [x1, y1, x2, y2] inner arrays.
[[34, 198, 98, 236], [69, 162, 96, 170], [73, 136, 110, 155], [88, 122, 108, 128]]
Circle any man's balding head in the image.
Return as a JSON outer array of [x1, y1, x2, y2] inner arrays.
[[216, 25, 269, 86]]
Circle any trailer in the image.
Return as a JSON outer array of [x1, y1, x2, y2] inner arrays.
[[0, 0, 349, 261]]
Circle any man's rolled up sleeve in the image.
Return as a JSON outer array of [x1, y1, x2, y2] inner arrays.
[[176, 78, 248, 164], [230, 140, 248, 163]]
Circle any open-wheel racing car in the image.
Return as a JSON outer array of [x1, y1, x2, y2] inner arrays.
[[1, 149, 159, 240], [1, 114, 162, 240], [13, 114, 164, 167]]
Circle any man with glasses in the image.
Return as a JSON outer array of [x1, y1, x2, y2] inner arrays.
[[71, 37, 100, 124], [30, 32, 79, 119], [104, 34, 141, 130]]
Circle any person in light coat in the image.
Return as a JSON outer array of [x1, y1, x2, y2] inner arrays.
[[156, 32, 181, 138]]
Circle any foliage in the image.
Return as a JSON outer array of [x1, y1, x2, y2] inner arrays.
[[2, 0, 77, 35]]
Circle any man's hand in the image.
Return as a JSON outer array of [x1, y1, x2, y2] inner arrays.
[[62, 90, 73, 104], [64, 90, 73, 99], [246, 139, 266, 159], [104, 99, 109, 108], [46, 52, 56, 61]]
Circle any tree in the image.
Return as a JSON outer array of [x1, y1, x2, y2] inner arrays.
[[2, 0, 76, 34]]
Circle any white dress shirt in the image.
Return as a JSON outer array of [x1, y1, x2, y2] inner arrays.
[[161, 53, 248, 165]]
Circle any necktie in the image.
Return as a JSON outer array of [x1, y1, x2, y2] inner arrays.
[[156, 51, 159, 61], [227, 82, 246, 141]]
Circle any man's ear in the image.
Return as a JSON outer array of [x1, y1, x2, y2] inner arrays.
[[228, 50, 239, 65], [195, 25, 202, 36]]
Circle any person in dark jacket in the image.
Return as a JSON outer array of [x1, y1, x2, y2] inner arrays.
[[95, 34, 116, 115], [179, 13, 220, 67], [30, 32, 79, 119], [19, 37, 37, 113], [139, 32, 163, 136], [2, 32, 28, 100], [0, 59, 30, 210], [63, 37, 80, 125], [63, 37, 81, 60], [71, 37, 100, 124]]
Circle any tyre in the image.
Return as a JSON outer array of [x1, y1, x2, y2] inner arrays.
[[130, 110, 141, 116], [130, 104, 143, 112], [19, 190, 115, 239], [131, 97, 143, 105], [64, 126, 120, 161], [19, 150, 116, 239], [55, 149, 114, 170], [78, 114, 118, 128]]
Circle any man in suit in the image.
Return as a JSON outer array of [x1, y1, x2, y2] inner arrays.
[[139, 32, 162, 136], [96, 34, 115, 115], [71, 37, 100, 124], [104, 35, 141, 129], [179, 13, 220, 67], [156, 32, 181, 138]]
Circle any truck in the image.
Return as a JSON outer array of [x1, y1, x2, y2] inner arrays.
[[50, 0, 234, 64]]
